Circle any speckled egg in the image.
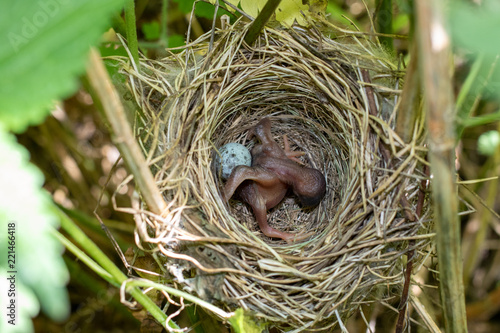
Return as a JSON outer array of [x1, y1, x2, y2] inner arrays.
[[215, 142, 252, 180]]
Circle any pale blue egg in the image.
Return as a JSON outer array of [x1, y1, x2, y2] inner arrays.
[[216, 143, 252, 179]]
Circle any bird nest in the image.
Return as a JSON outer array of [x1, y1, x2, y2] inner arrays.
[[113, 20, 432, 331]]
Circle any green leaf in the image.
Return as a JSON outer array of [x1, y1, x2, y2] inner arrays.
[[174, 0, 231, 18], [0, 128, 69, 330], [449, 0, 500, 102], [142, 21, 161, 41], [227, 0, 267, 18], [450, 0, 500, 56], [168, 34, 186, 48], [0, 0, 126, 326], [173, 0, 195, 14], [214, 0, 318, 25], [326, 2, 356, 24], [0, 0, 125, 133], [305, 0, 327, 15], [197, 1, 232, 19], [228, 308, 266, 333], [274, 0, 309, 26]]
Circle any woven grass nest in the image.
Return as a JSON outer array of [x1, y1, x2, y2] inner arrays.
[[115, 19, 433, 331]]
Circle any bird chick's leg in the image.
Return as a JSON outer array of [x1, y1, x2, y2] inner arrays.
[[283, 135, 305, 165], [246, 189, 314, 243]]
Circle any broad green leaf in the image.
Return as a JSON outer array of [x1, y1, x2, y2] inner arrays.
[[168, 34, 187, 48], [142, 21, 161, 41], [195, 1, 232, 18], [449, 0, 500, 101], [450, 0, 500, 56], [228, 308, 266, 333], [0, 0, 125, 133], [0, 128, 69, 331], [212, 0, 325, 26], [326, 2, 356, 24], [173, 0, 231, 18], [225, 0, 267, 18], [305, 0, 327, 15], [274, 0, 309, 26], [174, 0, 196, 13], [0, 0, 126, 327]]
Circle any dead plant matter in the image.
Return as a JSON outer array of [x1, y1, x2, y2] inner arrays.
[[112, 20, 432, 331]]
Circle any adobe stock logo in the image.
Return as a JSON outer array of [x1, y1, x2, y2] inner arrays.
[[8, 0, 70, 52]]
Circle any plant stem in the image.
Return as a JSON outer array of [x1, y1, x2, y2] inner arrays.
[[111, 12, 127, 37], [86, 48, 167, 215], [124, 0, 140, 68], [52, 228, 116, 285], [63, 257, 136, 320], [160, 0, 168, 46], [461, 111, 500, 128], [375, 0, 394, 52], [455, 55, 484, 122], [244, 0, 283, 45], [415, 0, 468, 332], [456, 55, 499, 138], [395, 41, 421, 142], [124, 279, 233, 320], [55, 207, 180, 330]]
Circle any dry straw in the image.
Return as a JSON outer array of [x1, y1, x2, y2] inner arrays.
[[112, 18, 432, 331]]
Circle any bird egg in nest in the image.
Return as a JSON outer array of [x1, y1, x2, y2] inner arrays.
[[215, 143, 252, 180]]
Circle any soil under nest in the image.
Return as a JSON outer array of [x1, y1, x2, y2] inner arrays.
[[113, 20, 433, 331]]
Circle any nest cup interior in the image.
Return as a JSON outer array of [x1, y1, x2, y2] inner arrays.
[[116, 21, 432, 330], [212, 114, 342, 245]]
